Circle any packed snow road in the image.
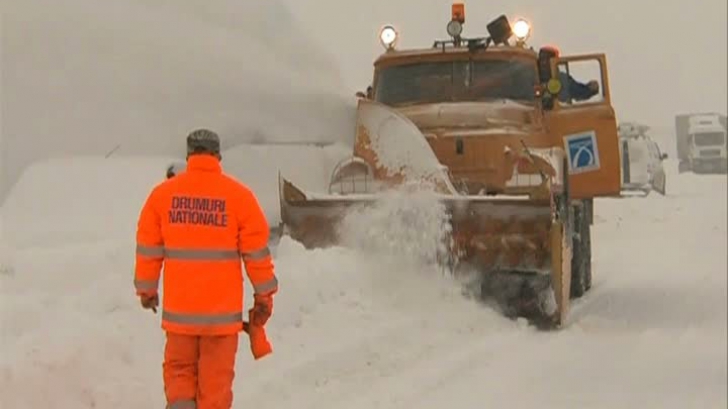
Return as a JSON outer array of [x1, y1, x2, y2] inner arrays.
[[0, 159, 725, 408]]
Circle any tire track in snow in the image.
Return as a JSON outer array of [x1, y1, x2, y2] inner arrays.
[[239, 312, 433, 407], [241, 304, 517, 409], [321, 325, 526, 408]]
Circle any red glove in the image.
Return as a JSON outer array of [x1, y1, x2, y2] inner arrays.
[[139, 293, 158, 313], [251, 294, 272, 326], [243, 318, 273, 360]]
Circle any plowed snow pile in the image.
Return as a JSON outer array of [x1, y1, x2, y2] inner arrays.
[[0, 214, 13, 276], [0, 156, 176, 248], [221, 143, 352, 224]]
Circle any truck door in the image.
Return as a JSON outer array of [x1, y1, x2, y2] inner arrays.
[[626, 138, 649, 186], [544, 54, 621, 200], [647, 140, 667, 195]]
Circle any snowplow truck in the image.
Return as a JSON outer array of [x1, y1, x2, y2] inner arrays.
[[278, 7, 621, 328]]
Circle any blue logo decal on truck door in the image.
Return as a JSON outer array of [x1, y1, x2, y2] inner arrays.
[[564, 131, 600, 174]]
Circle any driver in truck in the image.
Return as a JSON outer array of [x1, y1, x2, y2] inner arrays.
[[539, 46, 600, 102]]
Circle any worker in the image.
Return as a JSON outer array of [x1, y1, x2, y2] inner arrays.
[[538, 46, 600, 102], [134, 128, 279, 409], [165, 163, 180, 179]]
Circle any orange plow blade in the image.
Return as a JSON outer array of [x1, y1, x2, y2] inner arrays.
[[278, 176, 572, 328]]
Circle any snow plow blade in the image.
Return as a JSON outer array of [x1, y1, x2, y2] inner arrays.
[[279, 176, 572, 328]]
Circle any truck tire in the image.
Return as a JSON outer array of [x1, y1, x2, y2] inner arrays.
[[678, 160, 690, 174], [570, 201, 592, 298], [583, 203, 592, 292]]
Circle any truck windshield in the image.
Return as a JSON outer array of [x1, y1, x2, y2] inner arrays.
[[374, 58, 538, 106], [694, 132, 725, 146]]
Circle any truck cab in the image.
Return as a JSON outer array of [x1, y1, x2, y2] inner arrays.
[[676, 113, 727, 174], [687, 115, 727, 173], [360, 13, 621, 200]]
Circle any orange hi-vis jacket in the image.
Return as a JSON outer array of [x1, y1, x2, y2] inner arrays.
[[134, 155, 279, 335]]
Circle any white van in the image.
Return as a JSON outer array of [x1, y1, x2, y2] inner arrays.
[[618, 122, 668, 196]]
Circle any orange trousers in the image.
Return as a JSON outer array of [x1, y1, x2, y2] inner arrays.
[[163, 332, 239, 409]]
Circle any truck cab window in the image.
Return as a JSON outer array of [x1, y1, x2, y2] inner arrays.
[[374, 58, 538, 106], [693, 132, 725, 146], [556, 60, 603, 105]]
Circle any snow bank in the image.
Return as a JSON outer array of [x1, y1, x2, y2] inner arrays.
[[221, 143, 352, 224], [0, 156, 176, 249], [0, 143, 354, 249], [1, 0, 356, 201], [0, 214, 14, 276]]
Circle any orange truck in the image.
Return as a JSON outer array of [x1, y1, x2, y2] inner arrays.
[[278, 5, 621, 328]]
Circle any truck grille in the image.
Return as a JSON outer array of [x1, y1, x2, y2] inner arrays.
[[700, 149, 722, 157]]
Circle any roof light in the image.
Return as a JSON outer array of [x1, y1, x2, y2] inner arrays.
[[513, 19, 531, 41], [486, 15, 513, 45], [447, 19, 463, 37], [379, 25, 398, 50], [451, 3, 465, 23]]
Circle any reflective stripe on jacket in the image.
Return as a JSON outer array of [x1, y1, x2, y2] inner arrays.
[[134, 154, 279, 335]]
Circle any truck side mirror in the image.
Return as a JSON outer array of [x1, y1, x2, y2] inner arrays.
[[539, 78, 562, 111], [541, 94, 555, 111]]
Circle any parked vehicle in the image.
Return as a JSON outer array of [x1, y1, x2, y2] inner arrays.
[[675, 113, 727, 174], [618, 122, 667, 195]]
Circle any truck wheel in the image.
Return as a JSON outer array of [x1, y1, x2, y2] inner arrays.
[[678, 161, 690, 173], [570, 202, 592, 298], [583, 207, 592, 292]]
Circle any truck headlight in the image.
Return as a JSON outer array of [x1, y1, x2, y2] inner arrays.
[[380, 25, 398, 50], [513, 19, 531, 40]]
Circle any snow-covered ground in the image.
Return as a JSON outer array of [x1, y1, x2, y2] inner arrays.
[[2, 1, 726, 407], [0, 155, 725, 408]]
